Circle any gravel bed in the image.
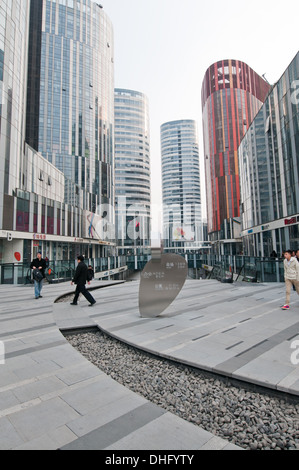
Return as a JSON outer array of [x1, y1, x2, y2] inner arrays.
[[55, 293, 74, 303], [66, 330, 299, 450]]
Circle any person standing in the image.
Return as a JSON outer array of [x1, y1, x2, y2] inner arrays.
[[30, 252, 46, 299], [87, 265, 94, 281], [295, 250, 299, 290], [282, 250, 299, 310], [70, 255, 96, 307]]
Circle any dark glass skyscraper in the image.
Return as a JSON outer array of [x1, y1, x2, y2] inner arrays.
[[0, 0, 30, 263], [201, 60, 270, 253], [26, 0, 115, 213], [0, 0, 117, 269], [239, 52, 299, 257]]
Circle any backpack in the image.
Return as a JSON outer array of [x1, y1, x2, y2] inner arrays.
[[87, 269, 94, 281], [33, 269, 43, 282]]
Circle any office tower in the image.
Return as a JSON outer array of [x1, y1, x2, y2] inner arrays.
[[161, 120, 202, 249], [0, 0, 30, 262], [239, 52, 299, 257], [201, 60, 270, 254], [26, 0, 115, 210], [0, 0, 116, 268], [114, 89, 151, 251], [25, 0, 114, 259]]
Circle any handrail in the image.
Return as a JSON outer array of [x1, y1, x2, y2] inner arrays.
[[0, 254, 286, 285], [235, 264, 245, 282]]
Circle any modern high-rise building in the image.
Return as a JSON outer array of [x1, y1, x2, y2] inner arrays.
[[0, 0, 116, 268], [201, 60, 270, 254], [0, 0, 30, 263], [239, 52, 299, 257], [114, 89, 151, 251], [161, 120, 202, 249], [27, 0, 115, 211]]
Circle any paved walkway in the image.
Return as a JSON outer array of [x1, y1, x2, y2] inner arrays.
[[90, 280, 299, 396], [0, 280, 240, 450]]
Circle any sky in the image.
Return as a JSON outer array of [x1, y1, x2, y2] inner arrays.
[[102, 0, 299, 228]]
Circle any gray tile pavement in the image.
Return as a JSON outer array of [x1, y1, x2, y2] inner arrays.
[[1, 278, 298, 450], [0, 280, 242, 450], [89, 280, 299, 396]]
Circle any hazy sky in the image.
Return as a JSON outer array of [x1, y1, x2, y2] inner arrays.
[[103, 0, 299, 223]]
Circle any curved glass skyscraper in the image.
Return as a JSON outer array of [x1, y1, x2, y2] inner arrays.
[[201, 59, 270, 252], [161, 120, 202, 248], [0, 0, 31, 264], [114, 89, 151, 249], [239, 52, 299, 257], [0, 0, 29, 229], [26, 0, 115, 213], [0, 0, 125, 273]]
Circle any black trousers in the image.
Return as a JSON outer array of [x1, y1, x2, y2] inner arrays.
[[73, 284, 95, 304]]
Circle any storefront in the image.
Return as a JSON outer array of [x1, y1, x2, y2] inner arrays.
[[241, 216, 299, 257], [0, 230, 115, 265]]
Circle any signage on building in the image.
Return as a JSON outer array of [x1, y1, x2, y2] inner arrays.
[[243, 214, 299, 237], [33, 234, 47, 240], [284, 217, 299, 226]]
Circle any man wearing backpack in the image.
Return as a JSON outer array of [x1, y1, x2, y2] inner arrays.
[[70, 256, 96, 307], [30, 252, 47, 299]]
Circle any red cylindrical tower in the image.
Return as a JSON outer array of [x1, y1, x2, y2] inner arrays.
[[201, 59, 270, 237]]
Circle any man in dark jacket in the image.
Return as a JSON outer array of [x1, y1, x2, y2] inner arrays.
[[30, 252, 47, 299], [70, 255, 96, 307]]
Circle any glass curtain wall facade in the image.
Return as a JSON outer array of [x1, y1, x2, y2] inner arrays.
[[0, 0, 29, 227], [114, 89, 151, 251], [26, 0, 115, 228], [0, 0, 30, 262], [239, 52, 299, 257], [0, 0, 116, 266], [201, 60, 270, 253], [161, 120, 202, 249]]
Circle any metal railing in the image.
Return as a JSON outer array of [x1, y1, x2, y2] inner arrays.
[[0, 253, 286, 284], [188, 254, 284, 283], [126, 253, 285, 283], [0, 256, 127, 285]]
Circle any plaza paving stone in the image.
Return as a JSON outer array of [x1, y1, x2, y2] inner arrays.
[[89, 280, 299, 396], [0, 280, 242, 450], [1, 278, 298, 450]]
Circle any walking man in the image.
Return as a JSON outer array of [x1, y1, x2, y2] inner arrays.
[[30, 252, 46, 299], [282, 250, 299, 310], [70, 255, 96, 307]]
